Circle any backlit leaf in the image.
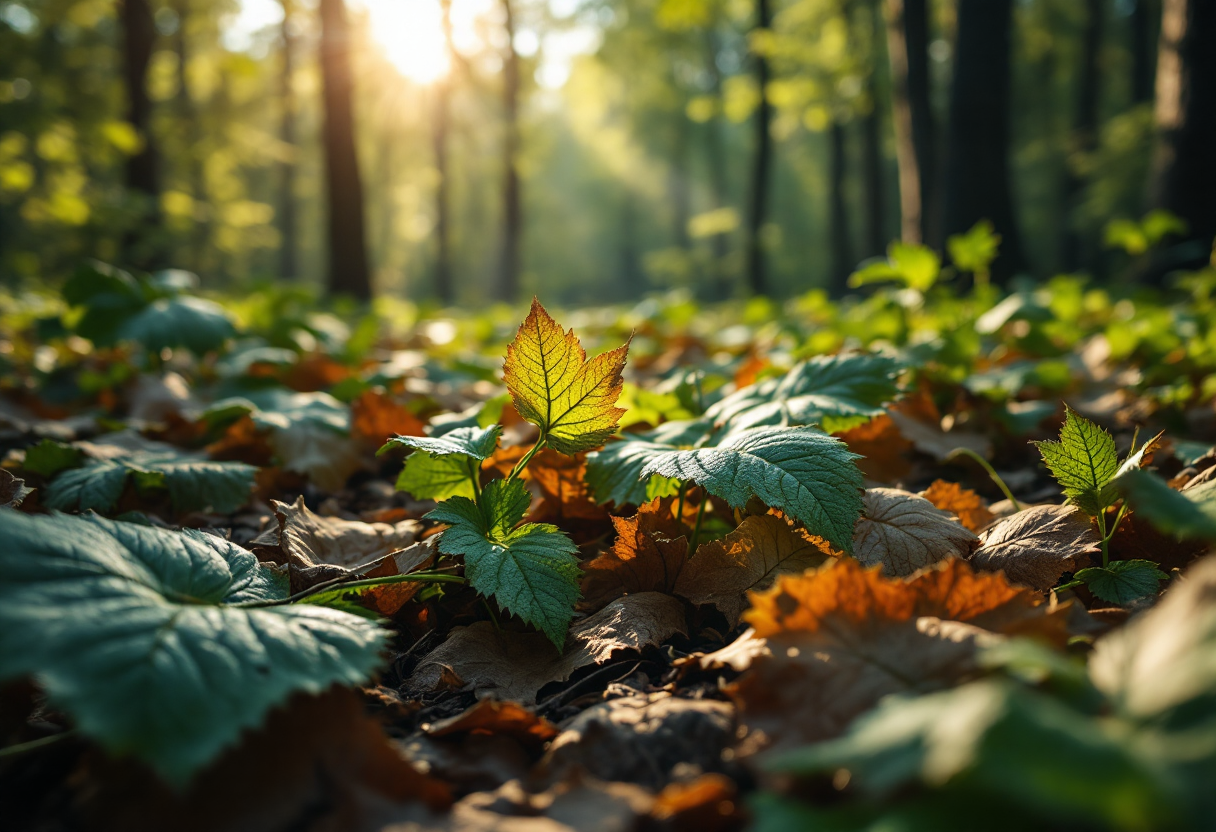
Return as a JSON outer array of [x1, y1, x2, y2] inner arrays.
[[1033, 407, 1118, 516]]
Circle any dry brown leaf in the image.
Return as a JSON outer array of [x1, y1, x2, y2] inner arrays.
[[853, 487, 978, 576], [920, 479, 996, 532], [266, 496, 422, 570], [528, 448, 611, 522], [0, 469, 33, 508], [425, 699, 560, 750], [580, 497, 691, 611], [406, 593, 688, 703], [970, 505, 1100, 591], [351, 387, 427, 447], [888, 397, 992, 461], [675, 627, 771, 673], [78, 686, 450, 832], [283, 352, 353, 392], [836, 413, 913, 482], [674, 513, 835, 626], [650, 773, 741, 831], [730, 558, 1066, 754]]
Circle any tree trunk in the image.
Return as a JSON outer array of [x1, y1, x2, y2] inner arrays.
[[278, 0, 299, 281], [745, 0, 774, 296], [431, 0, 455, 304], [883, 0, 936, 245], [494, 0, 523, 302], [860, 0, 887, 258], [704, 29, 732, 300], [1148, 0, 1216, 262], [1060, 0, 1104, 272], [829, 121, 853, 295], [319, 0, 372, 300], [943, 0, 1026, 281], [173, 0, 207, 273], [1131, 0, 1156, 104], [120, 0, 161, 266]]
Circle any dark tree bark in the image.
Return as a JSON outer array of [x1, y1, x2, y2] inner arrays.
[[883, 0, 936, 245], [278, 0, 299, 281], [1148, 0, 1216, 262], [943, 0, 1026, 280], [860, 0, 887, 258], [829, 121, 853, 295], [1060, 0, 1104, 272], [704, 29, 732, 300], [319, 0, 372, 300], [1131, 0, 1156, 104], [494, 0, 523, 302], [431, 0, 455, 305], [120, 0, 161, 265], [744, 0, 774, 296]]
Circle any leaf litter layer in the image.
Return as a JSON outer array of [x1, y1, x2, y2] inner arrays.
[[2, 285, 1216, 831]]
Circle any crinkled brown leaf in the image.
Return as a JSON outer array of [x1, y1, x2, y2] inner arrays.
[[730, 558, 1069, 753], [920, 479, 996, 532], [0, 469, 33, 508], [970, 505, 1100, 591], [264, 495, 422, 570], [579, 496, 690, 611], [674, 513, 835, 626], [853, 487, 978, 576], [406, 593, 688, 703]]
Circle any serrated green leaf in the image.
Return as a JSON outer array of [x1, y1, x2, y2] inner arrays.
[[1076, 560, 1169, 605], [1116, 469, 1216, 541], [396, 452, 478, 500], [426, 479, 580, 648], [1033, 407, 1118, 516], [44, 452, 256, 514], [378, 424, 501, 459], [1097, 431, 1165, 507], [0, 511, 387, 786], [21, 439, 85, 478], [639, 426, 864, 553], [585, 434, 682, 506]]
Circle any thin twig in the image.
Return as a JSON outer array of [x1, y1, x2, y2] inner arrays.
[[0, 730, 77, 759], [948, 447, 1021, 512]]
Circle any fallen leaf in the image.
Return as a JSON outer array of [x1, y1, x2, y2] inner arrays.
[[853, 487, 979, 576], [406, 592, 688, 703], [538, 692, 735, 790], [970, 505, 1100, 591], [836, 413, 913, 482], [425, 699, 560, 750], [920, 479, 996, 532], [674, 514, 835, 626], [730, 558, 1068, 753], [283, 352, 353, 392], [888, 407, 992, 461], [528, 448, 611, 522], [264, 496, 423, 570], [0, 469, 33, 508], [675, 627, 771, 673], [352, 388, 427, 447], [580, 496, 691, 611], [650, 773, 742, 832]]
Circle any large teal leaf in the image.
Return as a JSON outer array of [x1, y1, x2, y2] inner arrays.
[[116, 296, 236, 354], [0, 511, 387, 786], [44, 451, 256, 514], [426, 479, 580, 648], [639, 426, 864, 553]]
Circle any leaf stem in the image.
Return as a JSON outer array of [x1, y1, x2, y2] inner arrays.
[[688, 492, 707, 558], [236, 570, 466, 608], [508, 435, 547, 481], [1096, 510, 1110, 568], [675, 480, 686, 524], [0, 730, 77, 759], [948, 447, 1020, 512]]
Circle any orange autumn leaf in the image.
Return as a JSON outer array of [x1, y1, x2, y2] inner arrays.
[[836, 413, 913, 482], [527, 448, 610, 522], [920, 479, 996, 532], [580, 496, 691, 610], [283, 353, 353, 392], [350, 388, 426, 447]]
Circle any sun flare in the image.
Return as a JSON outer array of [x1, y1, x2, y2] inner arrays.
[[359, 0, 451, 84]]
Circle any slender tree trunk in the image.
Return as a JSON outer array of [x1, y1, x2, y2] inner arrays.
[[431, 0, 455, 304], [1131, 0, 1156, 104], [120, 0, 161, 266], [1060, 0, 1104, 272], [860, 0, 887, 258], [278, 0, 299, 281], [1148, 0, 1216, 263], [883, 0, 936, 245], [704, 29, 732, 300], [745, 0, 773, 296], [494, 0, 522, 302], [943, 0, 1026, 281], [829, 121, 853, 295]]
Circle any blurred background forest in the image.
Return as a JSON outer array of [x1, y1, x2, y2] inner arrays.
[[0, 0, 1213, 304]]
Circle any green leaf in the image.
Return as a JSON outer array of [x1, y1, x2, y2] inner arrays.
[[0, 511, 387, 786], [426, 479, 580, 648], [378, 424, 501, 459], [44, 451, 256, 514], [383, 425, 502, 502], [639, 425, 864, 553], [1116, 469, 1216, 541], [947, 220, 1001, 275], [116, 296, 235, 354], [585, 434, 682, 507], [1075, 560, 1169, 605], [1033, 407, 1118, 516], [849, 243, 941, 291], [21, 438, 85, 478]]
